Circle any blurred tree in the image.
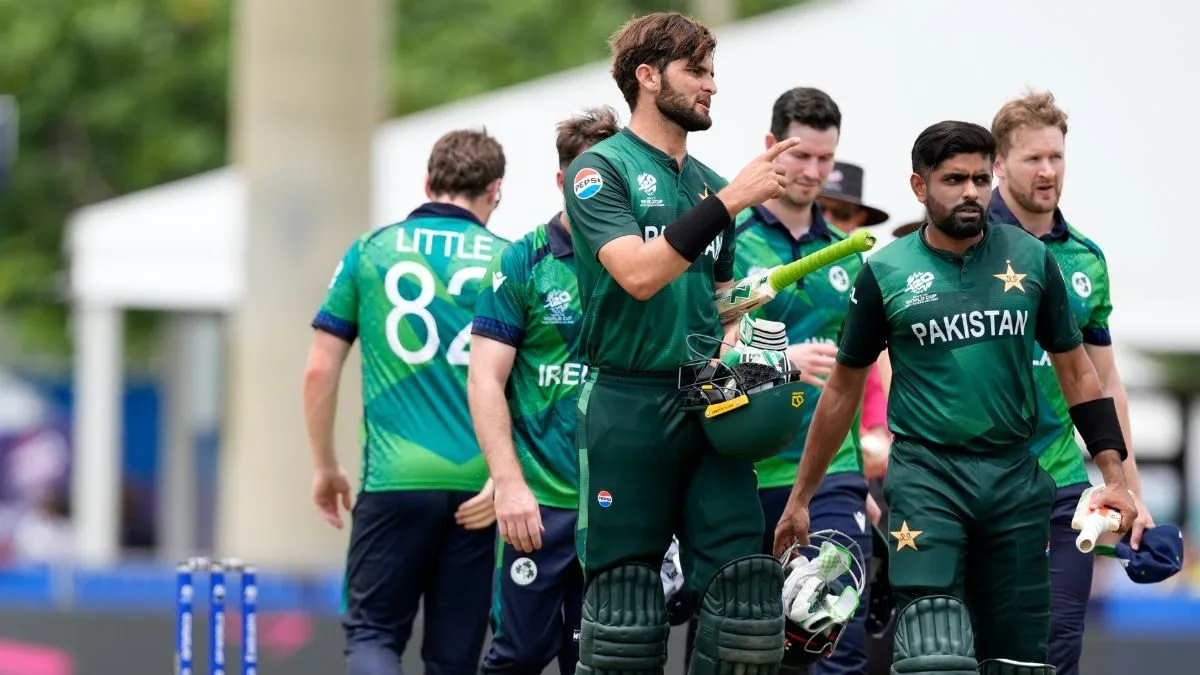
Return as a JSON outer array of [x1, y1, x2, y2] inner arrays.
[[0, 0, 802, 362]]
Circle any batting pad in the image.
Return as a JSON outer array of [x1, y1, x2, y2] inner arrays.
[[689, 555, 786, 675], [977, 659, 1056, 675], [890, 596, 977, 675], [576, 563, 670, 675]]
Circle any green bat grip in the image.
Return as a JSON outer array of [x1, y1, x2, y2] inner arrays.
[[767, 228, 876, 292]]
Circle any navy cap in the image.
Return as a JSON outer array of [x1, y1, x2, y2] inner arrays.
[[1095, 524, 1185, 584]]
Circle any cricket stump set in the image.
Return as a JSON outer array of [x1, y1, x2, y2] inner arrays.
[[176, 557, 258, 675]]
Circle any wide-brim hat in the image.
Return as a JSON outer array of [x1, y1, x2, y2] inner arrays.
[[821, 161, 890, 226], [891, 218, 923, 238]]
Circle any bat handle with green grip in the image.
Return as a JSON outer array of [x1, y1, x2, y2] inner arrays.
[[767, 228, 876, 291]]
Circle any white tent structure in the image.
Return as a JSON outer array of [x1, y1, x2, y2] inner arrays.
[[65, 0, 1200, 563]]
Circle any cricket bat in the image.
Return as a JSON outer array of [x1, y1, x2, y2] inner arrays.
[[714, 229, 876, 324], [1071, 484, 1124, 553]]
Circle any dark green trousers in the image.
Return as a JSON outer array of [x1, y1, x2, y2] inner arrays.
[[883, 437, 1056, 663], [575, 369, 763, 595]]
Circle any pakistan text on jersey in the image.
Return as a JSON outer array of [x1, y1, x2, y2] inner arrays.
[[644, 225, 724, 261], [910, 310, 1029, 346], [538, 363, 590, 388], [397, 227, 498, 261]]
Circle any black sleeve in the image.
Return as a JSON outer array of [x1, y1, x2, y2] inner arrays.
[[836, 263, 889, 368], [1036, 248, 1084, 353]]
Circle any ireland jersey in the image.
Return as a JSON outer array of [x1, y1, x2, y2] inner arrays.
[[733, 205, 864, 487], [313, 203, 507, 492], [838, 222, 1082, 452], [471, 215, 585, 509], [991, 191, 1109, 487], [563, 128, 735, 373]]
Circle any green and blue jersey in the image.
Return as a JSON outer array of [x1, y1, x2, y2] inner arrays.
[[733, 205, 865, 488], [313, 203, 508, 493], [471, 215, 586, 509], [991, 190, 1110, 488]]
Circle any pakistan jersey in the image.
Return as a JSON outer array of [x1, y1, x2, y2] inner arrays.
[[313, 203, 507, 492], [563, 128, 735, 373], [471, 215, 585, 509], [837, 222, 1082, 452], [733, 205, 864, 486], [991, 191, 1110, 487]]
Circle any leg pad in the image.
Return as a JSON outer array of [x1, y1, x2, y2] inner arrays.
[[977, 659, 1055, 675], [689, 555, 786, 675], [576, 563, 670, 675], [890, 596, 976, 675]]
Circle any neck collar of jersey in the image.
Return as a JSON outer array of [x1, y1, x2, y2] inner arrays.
[[750, 202, 831, 243], [408, 202, 485, 228], [619, 127, 690, 171], [917, 219, 992, 261], [988, 188, 1067, 242], [547, 212, 573, 258]]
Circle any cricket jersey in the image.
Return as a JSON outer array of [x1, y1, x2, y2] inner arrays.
[[471, 214, 584, 509], [313, 203, 507, 492], [733, 204, 865, 486], [837, 221, 1083, 452], [991, 190, 1109, 487], [563, 127, 735, 373]]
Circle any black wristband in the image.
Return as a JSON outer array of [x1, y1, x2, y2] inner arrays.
[[662, 195, 733, 263], [1068, 397, 1128, 462]]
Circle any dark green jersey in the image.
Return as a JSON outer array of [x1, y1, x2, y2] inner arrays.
[[563, 128, 735, 373], [313, 203, 508, 492], [991, 191, 1110, 487], [733, 205, 864, 486], [837, 222, 1083, 452], [471, 215, 584, 509]]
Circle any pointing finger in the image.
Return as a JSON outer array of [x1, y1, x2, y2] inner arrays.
[[762, 136, 801, 161]]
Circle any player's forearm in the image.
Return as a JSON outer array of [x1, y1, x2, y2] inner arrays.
[[303, 365, 341, 471], [1093, 448, 1128, 490], [791, 371, 864, 505], [602, 236, 692, 301], [467, 375, 524, 486]]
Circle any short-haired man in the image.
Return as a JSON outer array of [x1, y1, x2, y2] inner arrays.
[[304, 129, 508, 675], [989, 90, 1153, 675], [563, 11, 801, 675], [728, 87, 874, 675], [775, 120, 1137, 674], [469, 106, 621, 675]]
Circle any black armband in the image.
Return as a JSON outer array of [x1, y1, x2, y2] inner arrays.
[[662, 195, 733, 263], [1068, 397, 1128, 462]]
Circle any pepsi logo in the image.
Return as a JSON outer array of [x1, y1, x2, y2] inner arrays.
[[596, 490, 613, 508], [573, 168, 603, 200]]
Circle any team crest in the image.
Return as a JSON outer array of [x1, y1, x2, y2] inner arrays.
[[890, 521, 923, 551], [511, 557, 538, 586], [1071, 272, 1093, 298], [993, 261, 1027, 293], [828, 265, 850, 292], [573, 168, 603, 199]]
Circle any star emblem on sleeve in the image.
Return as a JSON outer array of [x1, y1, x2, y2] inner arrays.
[[993, 260, 1027, 293]]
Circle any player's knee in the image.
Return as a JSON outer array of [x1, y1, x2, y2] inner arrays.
[[576, 563, 670, 675], [889, 596, 976, 675], [690, 555, 786, 675], [976, 659, 1056, 675]]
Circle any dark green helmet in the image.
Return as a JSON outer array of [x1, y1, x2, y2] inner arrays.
[[678, 335, 807, 462]]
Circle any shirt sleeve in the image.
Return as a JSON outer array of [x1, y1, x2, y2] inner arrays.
[[471, 240, 529, 347], [1082, 255, 1113, 346], [311, 238, 362, 343], [1036, 248, 1084, 353], [836, 263, 889, 368], [563, 153, 641, 261]]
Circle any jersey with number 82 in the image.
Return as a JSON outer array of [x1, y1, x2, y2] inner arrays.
[[313, 204, 507, 492]]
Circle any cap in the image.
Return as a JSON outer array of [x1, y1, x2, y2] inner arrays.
[[1094, 524, 1185, 584]]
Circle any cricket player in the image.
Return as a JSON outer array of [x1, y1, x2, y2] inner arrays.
[[303, 129, 508, 675], [773, 120, 1138, 675], [468, 106, 621, 675], [697, 87, 875, 675], [989, 90, 1153, 675], [563, 11, 802, 675]]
